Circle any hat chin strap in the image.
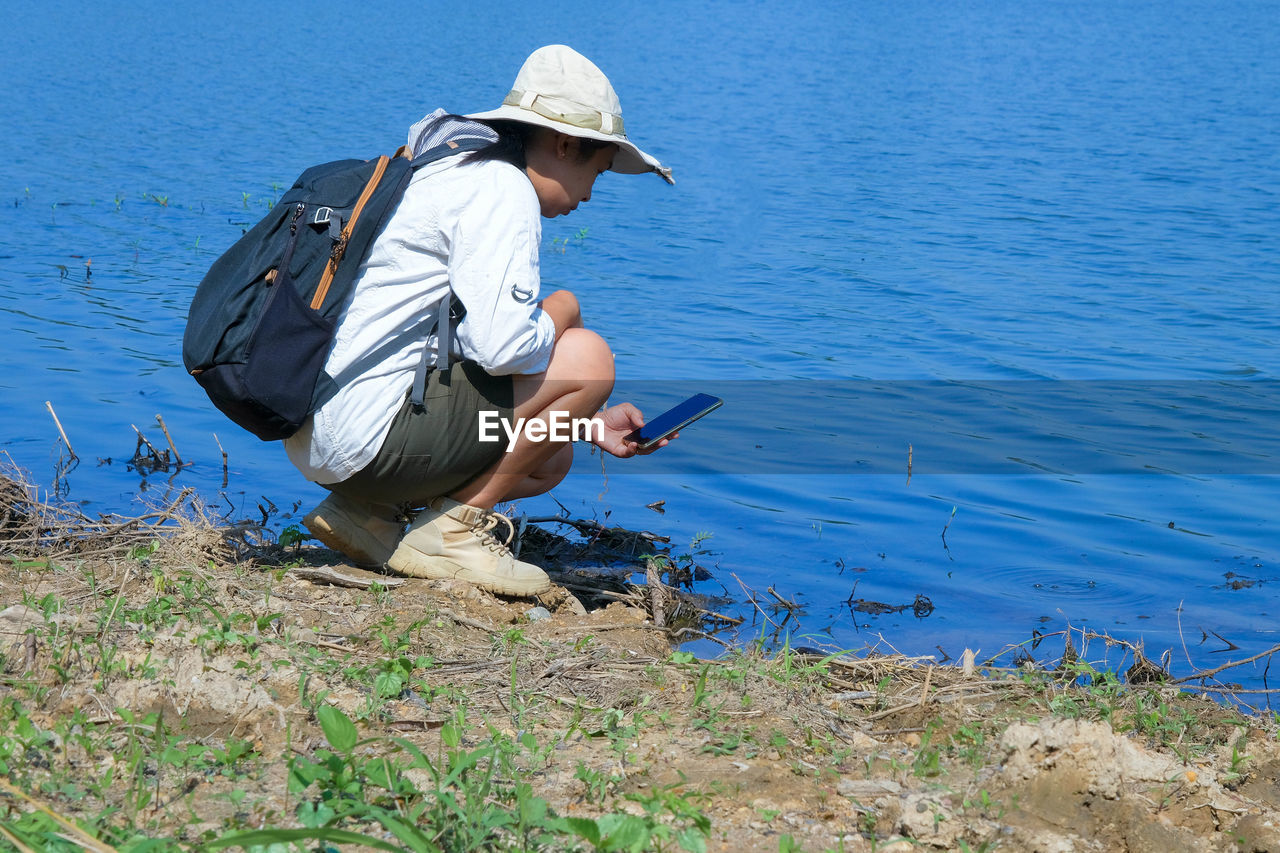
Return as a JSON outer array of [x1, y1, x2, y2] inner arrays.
[[504, 89, 625, 137]]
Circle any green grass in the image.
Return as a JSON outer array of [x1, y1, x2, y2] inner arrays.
[[1, 502, 1275, 853], [0, 557, 722, 852]]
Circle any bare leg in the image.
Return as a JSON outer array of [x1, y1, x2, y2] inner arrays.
[[448, 327, 613, 509], [500, 443, 574, 501]]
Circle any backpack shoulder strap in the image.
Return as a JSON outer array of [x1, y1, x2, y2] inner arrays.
[[317, 138, 494, 413], [309, 155, 392, 311], [406, 136, 492, 410]]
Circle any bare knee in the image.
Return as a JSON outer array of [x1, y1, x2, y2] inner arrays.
[[510, 328, 615, 419], [549, 328, 615, 388]]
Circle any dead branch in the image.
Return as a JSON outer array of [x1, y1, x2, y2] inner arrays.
[[1172, 643, 1280, 685]]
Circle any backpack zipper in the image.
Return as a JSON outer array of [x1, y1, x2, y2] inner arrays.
[[310, 155, 390, 311], [271, 202, 308, 288]]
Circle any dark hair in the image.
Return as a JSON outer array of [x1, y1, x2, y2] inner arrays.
[[572, 135, 617, 160], [464, 119, 536, 169], [463, 117, 618, 170]]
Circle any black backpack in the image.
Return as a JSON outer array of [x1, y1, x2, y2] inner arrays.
[[182, 138, 488, 441]]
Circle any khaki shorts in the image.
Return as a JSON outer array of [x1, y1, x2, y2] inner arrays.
[[326, 361, 514, 509]]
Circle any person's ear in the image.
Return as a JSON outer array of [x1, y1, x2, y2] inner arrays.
[[555, 132, 577, 160]]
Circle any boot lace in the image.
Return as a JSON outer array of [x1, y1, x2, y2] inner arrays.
[[468, 509, 517, 555]]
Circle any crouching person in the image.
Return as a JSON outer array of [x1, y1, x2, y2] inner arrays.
[[284, 45, 674, 597]]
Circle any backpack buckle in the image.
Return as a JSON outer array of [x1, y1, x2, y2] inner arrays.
[[311, 207, 344, 241]]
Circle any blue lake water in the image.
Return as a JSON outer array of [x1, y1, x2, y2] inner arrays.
[[4, 2, 1279, 691]]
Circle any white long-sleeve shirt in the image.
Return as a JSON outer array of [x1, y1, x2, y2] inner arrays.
[[284, 154, 556, 484]]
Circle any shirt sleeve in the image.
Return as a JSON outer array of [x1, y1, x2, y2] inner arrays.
[[448, 163, 557, 376]]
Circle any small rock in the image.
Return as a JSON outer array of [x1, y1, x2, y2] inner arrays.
[[846, 730, 883, 749], [0, 604, 50, 632], [898, 793, 960, 846], [525, 606, 552, 622], [402, 690, 430, 710], [878, 842, 915, 853], [428, 579, 483, 600], [838, 778, 902, 799]]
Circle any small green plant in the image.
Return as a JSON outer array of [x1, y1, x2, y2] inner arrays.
[[575, 761, 619, 804], [128, 539, 160, 563], [498, 626, 527, 653], [957, 841, 997, 853], [558, 773, 710, 853], [1128, 693, 1198, 746], [701, 730, 744, 756], [278, 523, 307, 549], [194, 604, 261, 653], [1221, 736, 1250, 787], [913, 725, 944, 778], [961, 788, 1005, 820], [550, 225, 591, 254], [373, 655, 420, 701], [952, 722, 987, 768], [859, 808, 878, 837]]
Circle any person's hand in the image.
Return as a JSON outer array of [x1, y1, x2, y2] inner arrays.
[[592, 403, 675, 458]]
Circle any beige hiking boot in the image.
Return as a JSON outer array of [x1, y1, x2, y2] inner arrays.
[[303, 494, 404, 569], [386, 497, 551, 597]]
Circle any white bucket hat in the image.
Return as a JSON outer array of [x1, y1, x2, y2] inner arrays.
[[468, 45, 673, 185]]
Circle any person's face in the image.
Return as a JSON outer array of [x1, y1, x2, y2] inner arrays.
[[525, 132, 616, 218]]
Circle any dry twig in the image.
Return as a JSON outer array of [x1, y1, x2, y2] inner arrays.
[[155, 414, 184, 468], [45, 401, 77, 459]]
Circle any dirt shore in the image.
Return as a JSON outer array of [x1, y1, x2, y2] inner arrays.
[[1, 474, 1278, 851]]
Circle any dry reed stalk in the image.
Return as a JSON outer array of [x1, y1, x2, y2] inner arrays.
[[154, 414, 184, 467], [213, 433, 229, 486], [44, 401, 76, 459]]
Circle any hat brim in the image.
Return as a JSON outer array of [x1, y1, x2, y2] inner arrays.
[[466, 104, 673, 185]]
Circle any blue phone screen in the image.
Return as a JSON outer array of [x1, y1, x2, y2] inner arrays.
[[627, 394, 722, 446]]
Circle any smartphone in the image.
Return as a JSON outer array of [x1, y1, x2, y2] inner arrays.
[[624, 393, 723, 449]]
